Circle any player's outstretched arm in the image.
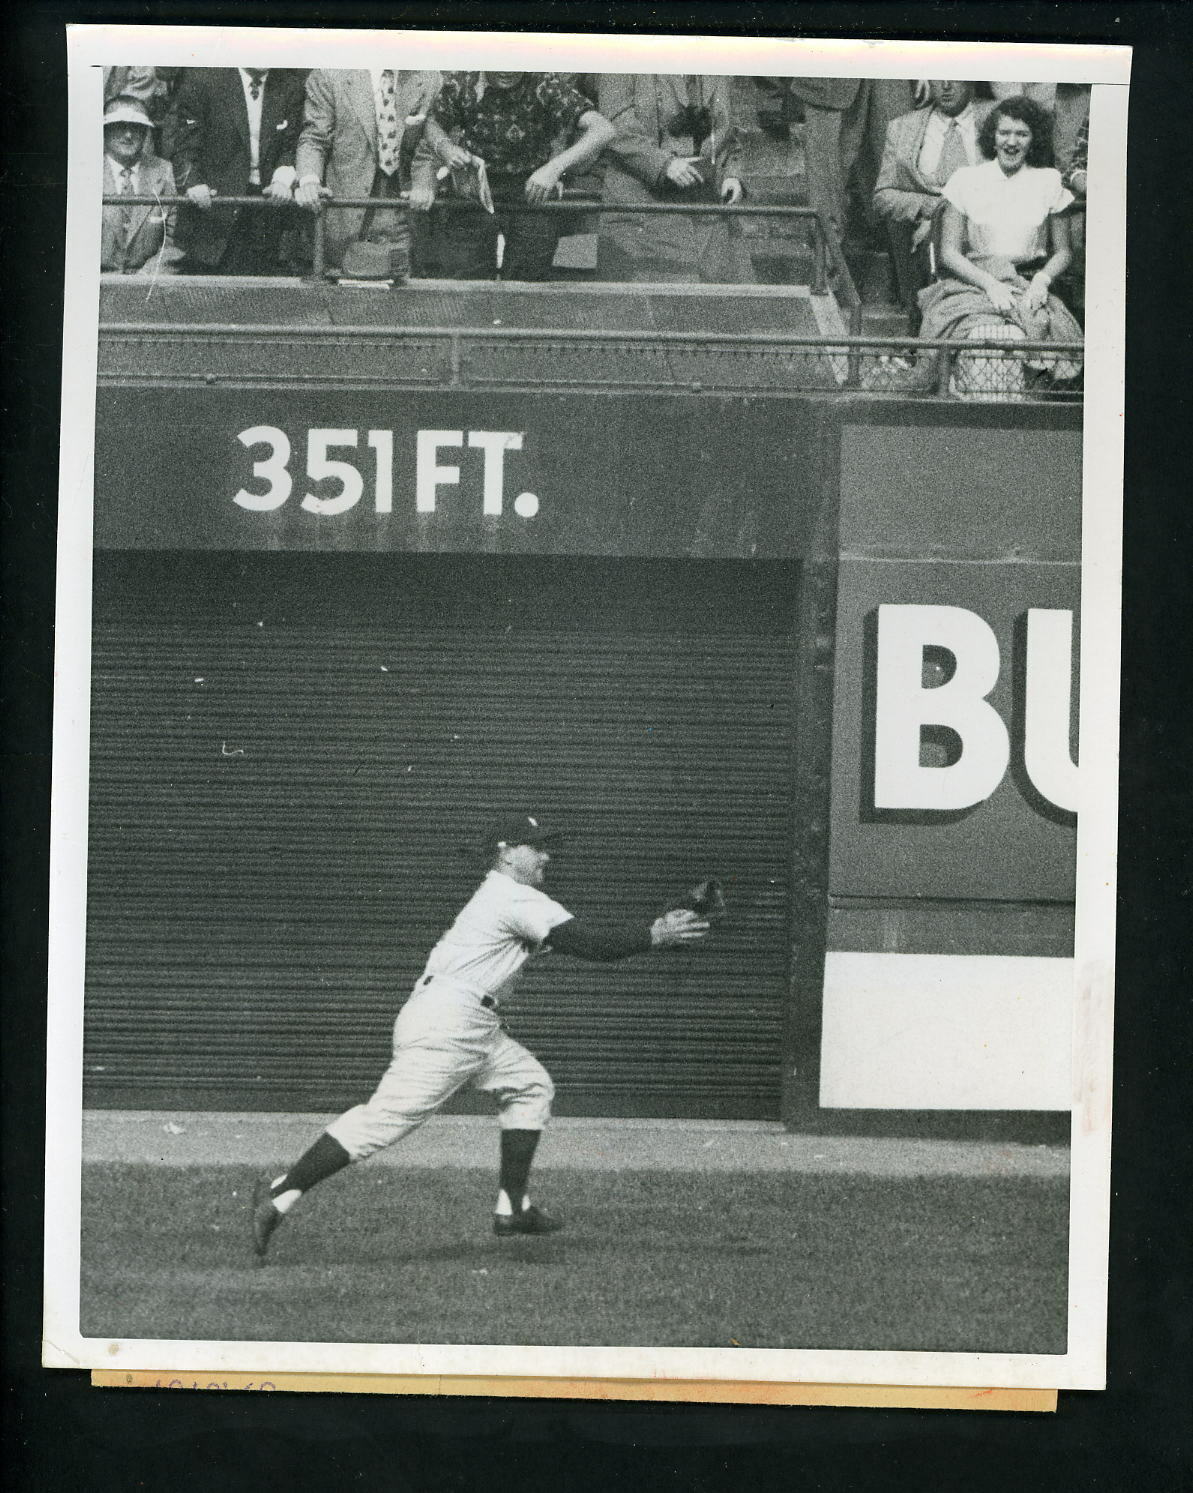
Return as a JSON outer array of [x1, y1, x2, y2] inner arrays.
[[545, 909, 710, 962]]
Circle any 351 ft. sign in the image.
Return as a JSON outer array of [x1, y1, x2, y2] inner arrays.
[[232, 425, 540, 518]]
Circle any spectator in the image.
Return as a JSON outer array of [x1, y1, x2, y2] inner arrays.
[[101, 97, 176, 275], [872, 81, 993, 323], [103, 65, 158, 109], [1063, 115, 1088, 200], [295, 67, 441, 277], [1061, 115, 1088, 315], [785, 78, 917, 259], [595, 73, 750, 284], [919, 96, 1082, 396], [173, 68, 306, 274], [988, 82, 1090, 178], [150, 67, 187, 159], [411, 72, 614, 281]]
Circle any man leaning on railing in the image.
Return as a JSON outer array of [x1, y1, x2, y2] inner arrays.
[[295, 66, 443, 280]]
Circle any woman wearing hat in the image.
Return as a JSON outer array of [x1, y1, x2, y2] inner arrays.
[[101, 96, 176, 275]]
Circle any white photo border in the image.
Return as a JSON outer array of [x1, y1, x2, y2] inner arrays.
[[46, 24, 1130, 1390]]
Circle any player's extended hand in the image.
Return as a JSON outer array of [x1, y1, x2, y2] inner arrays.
[[650, 909, 711, 947]]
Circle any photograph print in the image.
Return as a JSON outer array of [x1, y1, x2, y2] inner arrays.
[[45, 25, 1128, 1390]]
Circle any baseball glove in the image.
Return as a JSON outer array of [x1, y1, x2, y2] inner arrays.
[[680, 877, 726, 921]]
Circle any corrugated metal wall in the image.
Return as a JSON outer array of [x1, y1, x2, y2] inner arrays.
[[85, 556, 798, 1118]]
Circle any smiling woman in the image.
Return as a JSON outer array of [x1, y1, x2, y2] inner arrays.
[[918, 94, 1083, 396]]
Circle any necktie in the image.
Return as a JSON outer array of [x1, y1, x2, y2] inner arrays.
[[937, 119, 968, 185], [119, 166, 134, 233], [377, 69, 400, 176], [247, 69, 265, 101]]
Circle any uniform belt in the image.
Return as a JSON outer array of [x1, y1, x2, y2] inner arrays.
[[418, 974, 496, 1009]]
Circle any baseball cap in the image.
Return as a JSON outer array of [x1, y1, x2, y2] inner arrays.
[[483, 813, 563, 853], [103, 98, 154, 130]]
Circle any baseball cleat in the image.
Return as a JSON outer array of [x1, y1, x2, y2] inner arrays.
[[251, 1177, 283, 1259], [492, 1204, 564, 1237]]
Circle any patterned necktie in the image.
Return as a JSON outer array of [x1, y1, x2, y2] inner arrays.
[[377, 69, 400, 176], [247, 69, 265, 101], [119, 166, 134, 233], [937, 118, 968, 185]]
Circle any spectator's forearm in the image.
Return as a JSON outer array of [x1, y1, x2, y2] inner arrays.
[[548, 115, 616, 179], [872, 186, 938, 224]]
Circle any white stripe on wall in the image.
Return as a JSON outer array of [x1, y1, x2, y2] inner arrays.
[[820, 952, 1073, 1110]]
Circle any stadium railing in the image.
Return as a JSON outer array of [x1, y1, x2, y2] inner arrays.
[[100, 192, 1084, 402]]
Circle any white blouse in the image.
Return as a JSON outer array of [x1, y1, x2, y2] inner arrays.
[[943, 159, 1074, 263]]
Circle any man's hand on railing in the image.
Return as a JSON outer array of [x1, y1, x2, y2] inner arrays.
[[262, 177, 296, 208], [185, 185, 216, 212], [295, 181, 332, 212], [720, 177, 744, 205], [408, 182, 436, 213]]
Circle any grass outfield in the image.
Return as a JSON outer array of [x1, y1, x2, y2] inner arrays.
[[81, 1164, 1068, 1354]]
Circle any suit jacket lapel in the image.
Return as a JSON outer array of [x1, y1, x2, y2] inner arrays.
[[260, 73, 291, 165], [350, 70, 378, 145], [224, 67, 251, 150]]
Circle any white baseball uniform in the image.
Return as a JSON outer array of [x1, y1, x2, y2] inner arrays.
[[327, 870, 573, 1160]]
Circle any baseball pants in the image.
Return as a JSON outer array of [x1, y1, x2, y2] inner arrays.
[[326, 977, 555, 1161]]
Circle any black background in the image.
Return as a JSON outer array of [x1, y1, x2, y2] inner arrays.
[[4, 2, 1191, 1488]]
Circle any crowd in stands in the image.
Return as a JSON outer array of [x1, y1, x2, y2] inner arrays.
[[101, 66, 1087, 387]]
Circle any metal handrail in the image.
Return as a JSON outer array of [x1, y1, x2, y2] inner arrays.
[[103, 191, 834, 293], [99, 317, 1083, 400], [101, 322, 1081, 357]]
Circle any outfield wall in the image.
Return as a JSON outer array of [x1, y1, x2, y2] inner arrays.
[[87, 312, 1080, 1132]]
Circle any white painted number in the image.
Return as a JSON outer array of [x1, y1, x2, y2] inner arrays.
[[234, 425, 536, 519], [234, 425, 292, 511], [367, 429, 394, 514], [301, 428, 363, 515]]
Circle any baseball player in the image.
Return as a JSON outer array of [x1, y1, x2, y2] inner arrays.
[[252, 813, 713, 1258]]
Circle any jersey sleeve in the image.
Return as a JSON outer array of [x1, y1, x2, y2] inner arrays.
[[503, 883, 573, 946]]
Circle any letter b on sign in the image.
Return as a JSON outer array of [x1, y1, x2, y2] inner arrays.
[[873, 605, 1011, 811]]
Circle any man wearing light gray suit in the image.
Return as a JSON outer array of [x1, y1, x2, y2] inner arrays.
[[295, 67, 441, 276], [871, 81, 993, 319], [101, 98, 176, 275]]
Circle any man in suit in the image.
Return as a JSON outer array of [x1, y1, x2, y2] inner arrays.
[[787, 77, 917, 263], [295, 67, 442, 276], [172, 67, 306, 274], [101, 97, 176, 275], [871, 80, 993, 318]]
